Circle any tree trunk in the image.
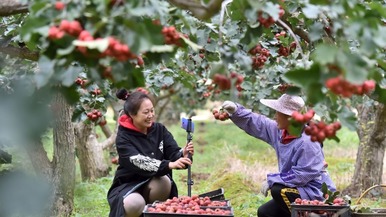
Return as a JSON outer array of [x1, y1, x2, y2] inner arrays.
[[0, 0, 28, 16], [343, 103, 386, 197], [74, 122, 110, 181], [51, 93, 76, 217]]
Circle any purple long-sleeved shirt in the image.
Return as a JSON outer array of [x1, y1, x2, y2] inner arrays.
[[230, 104, 336, 200]]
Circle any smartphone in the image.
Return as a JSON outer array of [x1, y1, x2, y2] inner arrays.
[[181, 117, 194, 133]]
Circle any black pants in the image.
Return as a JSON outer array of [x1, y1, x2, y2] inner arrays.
[[257, 183, 300, 217]]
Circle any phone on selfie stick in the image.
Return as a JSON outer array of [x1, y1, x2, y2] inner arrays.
[[181, 117, 194, 196]]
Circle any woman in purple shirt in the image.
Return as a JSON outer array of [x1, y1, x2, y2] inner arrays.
[[222, 94, 336, 217]]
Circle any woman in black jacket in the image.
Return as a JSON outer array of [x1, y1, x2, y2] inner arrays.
[[107, 89, 194, 217]]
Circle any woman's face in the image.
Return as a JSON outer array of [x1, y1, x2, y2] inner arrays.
[[274, 111, 291, 130], [131, 98, 155, 133]]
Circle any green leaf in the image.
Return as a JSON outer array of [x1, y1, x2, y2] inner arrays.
[[338, 52, 368, 84], [209, 62, 227, 77], [302, 4, 321, 19], [309, 0, 330, 5], [229, 0, 249, 20], [180, 35, 203, 52], [59, 65, 83, 87], [59, 86, 80, 105], [284, 64, 321, 88], [126, 67, 145, 89], [368, 2, 386, 18], [20, 16, 48, 44], [309, 22, 324, 42], [372, 26, 386, 48], [35, 56, 55, 88], [337, 107, 357, 131], [240, 26, 263, 48], [377, 59, 386, 71], [310, 0, 331, 5], [95, 97, 105, 103], [125, 18, 165, 53], [311, 44, 338, 64], [264, 2, 281, 20], [72, 105, 85, 122], [321, 182, 328, 195], [247, 0, 263, 9], [305, 83, 325, 105], [370, 85, 386, 103], [288, 119, 304, 136]]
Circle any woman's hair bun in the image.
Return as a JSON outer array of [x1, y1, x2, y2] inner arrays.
[[116, 88, 129, 100]]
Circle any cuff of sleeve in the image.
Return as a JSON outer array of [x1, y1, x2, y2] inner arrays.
[[156, 160, 172, 176]]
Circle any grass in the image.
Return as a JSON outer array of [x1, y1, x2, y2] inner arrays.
[[73, 177, 112, 217], [72, 119, 385, 217]]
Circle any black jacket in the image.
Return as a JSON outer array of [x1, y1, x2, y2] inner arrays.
[[107, 118, 183, 217]]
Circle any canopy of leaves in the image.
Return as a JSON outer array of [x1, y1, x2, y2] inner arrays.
[[1, 0, 386, 140]]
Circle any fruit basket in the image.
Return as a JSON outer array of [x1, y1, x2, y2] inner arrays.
[[290, 203, 351, 217], [143, 190, 233, 217], [142, 205, 234, 217], [351, 184, 386, 217]]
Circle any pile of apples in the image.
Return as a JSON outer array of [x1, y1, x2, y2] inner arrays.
[[293, 197, 347, 206], [292, 197, 348, 216], [145, 195, 232, 215]]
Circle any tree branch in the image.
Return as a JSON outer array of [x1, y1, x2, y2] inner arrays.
[[99, 123, 112, 138], [168, 0, 224, 20], [0, 45, 39, 61], [276, 16, 310, 44], [277, 19, 304, 59], [101, 122, 118, 150], [101, 129, 117, 150], [0, 0, 29, 17], [25, 139, 53, 179]]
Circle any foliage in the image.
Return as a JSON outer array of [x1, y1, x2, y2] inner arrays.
[[322, 182, 341, 204], [0, 0, 385, 143]]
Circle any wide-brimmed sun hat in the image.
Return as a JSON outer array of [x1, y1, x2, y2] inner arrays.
[[260, 94, 305, 116]]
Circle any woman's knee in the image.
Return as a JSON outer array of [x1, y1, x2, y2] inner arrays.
[[146, 175, 172, 202], [123, 192, 146, 217], [270, 183, 285, 198], [257, 201, 273, 217], [148, 176, 171, 191]]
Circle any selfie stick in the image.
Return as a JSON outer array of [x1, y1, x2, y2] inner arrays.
[[183, 117, 194, 196]]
